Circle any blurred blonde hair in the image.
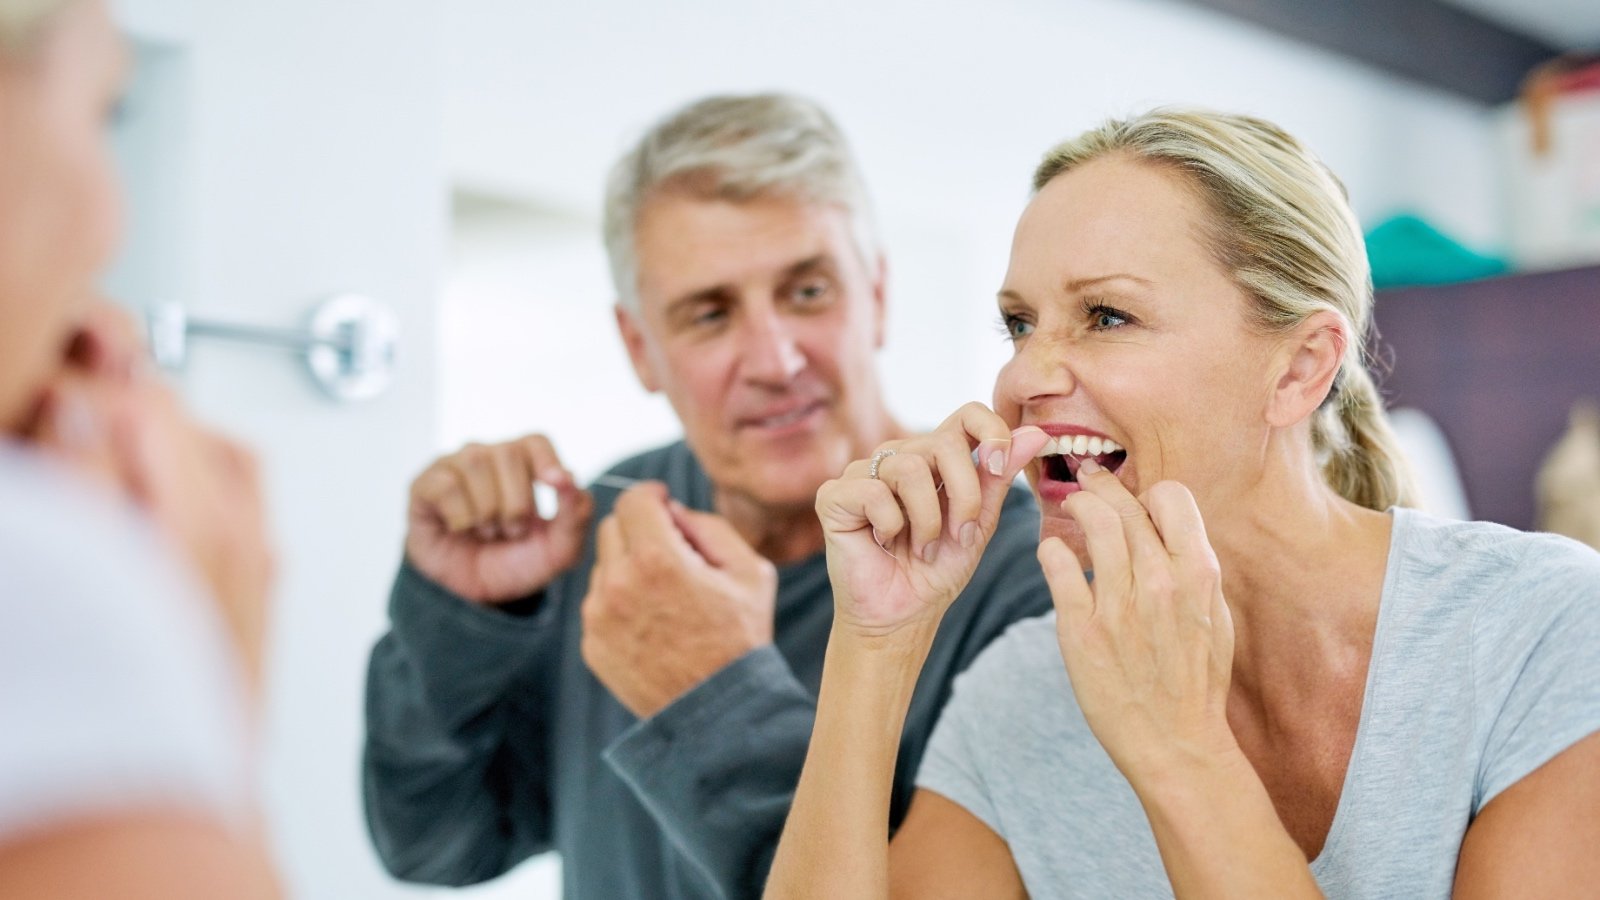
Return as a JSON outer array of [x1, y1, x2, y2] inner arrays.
[[0, 0, 74, 55], [1034, 110, 1418, 512]]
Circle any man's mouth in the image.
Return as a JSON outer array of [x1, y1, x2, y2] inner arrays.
[[740, 399, 827, 431], [1035, 434, 1128, 484]]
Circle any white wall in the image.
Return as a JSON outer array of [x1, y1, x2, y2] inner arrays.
[[110, 2, 444, 897]]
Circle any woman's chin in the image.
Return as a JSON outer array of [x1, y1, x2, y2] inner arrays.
[[1037, 517, 1091, 570]]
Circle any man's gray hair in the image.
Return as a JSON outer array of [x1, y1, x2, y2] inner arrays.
[[602, 93, 881, 310]]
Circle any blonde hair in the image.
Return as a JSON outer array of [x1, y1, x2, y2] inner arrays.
[[0, 0, 73, 55], [603, 93, 880, 310], [1034, 110, 1418, 511]]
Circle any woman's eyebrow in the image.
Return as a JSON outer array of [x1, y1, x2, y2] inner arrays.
[[1063, 273, 1154, 292]]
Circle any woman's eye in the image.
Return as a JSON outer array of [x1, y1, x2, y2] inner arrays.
[[1000, 314, 1034, 341], [1089, 307, 1128, 330]]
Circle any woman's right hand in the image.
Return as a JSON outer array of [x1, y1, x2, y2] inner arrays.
[[815, 403, 1047, 641], [26, 303, 276, 689]]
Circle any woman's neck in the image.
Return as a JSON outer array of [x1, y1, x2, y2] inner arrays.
[[1203, 461, 1394, 712]]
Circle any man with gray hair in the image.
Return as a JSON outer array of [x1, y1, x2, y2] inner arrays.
[[362, 93, 1049, 899]]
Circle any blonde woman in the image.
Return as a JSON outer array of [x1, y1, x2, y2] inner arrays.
[[765, 111, 1600, 897], [0, 1, 276, 896]]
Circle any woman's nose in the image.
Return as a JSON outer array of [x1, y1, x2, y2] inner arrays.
[[995, 336, 1077, 406]]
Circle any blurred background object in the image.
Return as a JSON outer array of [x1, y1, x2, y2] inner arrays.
[[1501, 53, 1600, 271], [1538, 402, 1600, 549]]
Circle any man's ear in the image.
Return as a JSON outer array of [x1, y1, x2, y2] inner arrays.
[[870, 253, 888, 350], [614, 303, 661, 393], [1268, 309, 1347, 428]]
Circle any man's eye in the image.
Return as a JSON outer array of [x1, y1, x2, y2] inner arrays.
[[691, 306, 728, 326], [790, 280, 830, 304]]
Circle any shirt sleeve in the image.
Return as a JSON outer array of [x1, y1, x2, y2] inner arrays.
[[914, 642, 1008, 838], [602, 645, 817, 899], [362, 560, 565, 885], [1474, 537, 1600, 810]]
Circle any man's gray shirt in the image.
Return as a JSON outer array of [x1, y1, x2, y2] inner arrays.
[[362, 440, 1052, 899]]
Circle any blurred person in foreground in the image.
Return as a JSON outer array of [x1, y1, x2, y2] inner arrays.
[[363, 94, 1052, 899], [0, 0, 277, 896], [765, 109, 1600, 898]]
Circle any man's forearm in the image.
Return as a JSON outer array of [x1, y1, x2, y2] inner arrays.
[[362, 565, 560, 884]]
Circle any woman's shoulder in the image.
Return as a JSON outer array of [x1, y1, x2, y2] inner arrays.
[[0, 443, 200, 607], [0, 444, 249, 841], [1392, 507, 1600, 606], [1391, 508, 1600, 711]]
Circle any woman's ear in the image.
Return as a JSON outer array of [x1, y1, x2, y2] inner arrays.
[[1267, 310, 1348, 428]]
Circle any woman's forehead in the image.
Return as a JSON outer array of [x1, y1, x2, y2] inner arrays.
[[1012, 159, 1215, 288]]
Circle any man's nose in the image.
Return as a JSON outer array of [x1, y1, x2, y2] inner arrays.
[[740, 309, 806, 386]]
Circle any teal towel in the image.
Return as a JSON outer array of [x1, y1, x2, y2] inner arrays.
[[1366, 214, 1508, 288]]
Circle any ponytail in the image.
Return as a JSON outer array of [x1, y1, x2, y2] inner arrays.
[[1314, 361, 1419, 511]]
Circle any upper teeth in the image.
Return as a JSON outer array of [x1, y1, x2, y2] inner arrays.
[[1037, 436, 1123, 457]]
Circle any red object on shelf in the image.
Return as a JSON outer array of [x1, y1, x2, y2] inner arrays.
[[1524, 55, 1600, 156]]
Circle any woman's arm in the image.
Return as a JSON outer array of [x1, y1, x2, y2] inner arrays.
[[764, 406, 1047, 899], [768, 623, 937, 900], [1453, 730, 1600, 898], [0, 814, 280, 900]]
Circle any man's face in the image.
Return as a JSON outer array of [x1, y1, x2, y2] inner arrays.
[[618, 191, 888, 512]]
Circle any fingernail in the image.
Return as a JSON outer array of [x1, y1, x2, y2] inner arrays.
[[987, 449, 1006, 476], [504, 521, 526, 539], [961, 522, 977, 548], [922, 541, 940, 563], [475, 524, 498, 542], [1079, 456, 1102, 476]]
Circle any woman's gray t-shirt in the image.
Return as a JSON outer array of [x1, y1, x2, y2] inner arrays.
[[916, 508, 1600, 898]]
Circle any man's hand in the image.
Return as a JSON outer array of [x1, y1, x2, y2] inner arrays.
[[405, 435, 593, 604], [580, 483, 777, 720]]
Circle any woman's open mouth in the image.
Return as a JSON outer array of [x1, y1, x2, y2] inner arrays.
[[1035, 434, 1128, 493]]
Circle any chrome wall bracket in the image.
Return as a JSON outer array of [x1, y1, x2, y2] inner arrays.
[[148, 294, 399, 402]]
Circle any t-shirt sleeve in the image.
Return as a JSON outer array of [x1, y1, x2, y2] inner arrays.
[[914, 631, 1017, 837], [0, 488, 250, 843], [1474, 536, 1600, 810]]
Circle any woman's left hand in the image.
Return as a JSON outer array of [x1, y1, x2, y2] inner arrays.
[[1037, 459, 1239, 786]]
